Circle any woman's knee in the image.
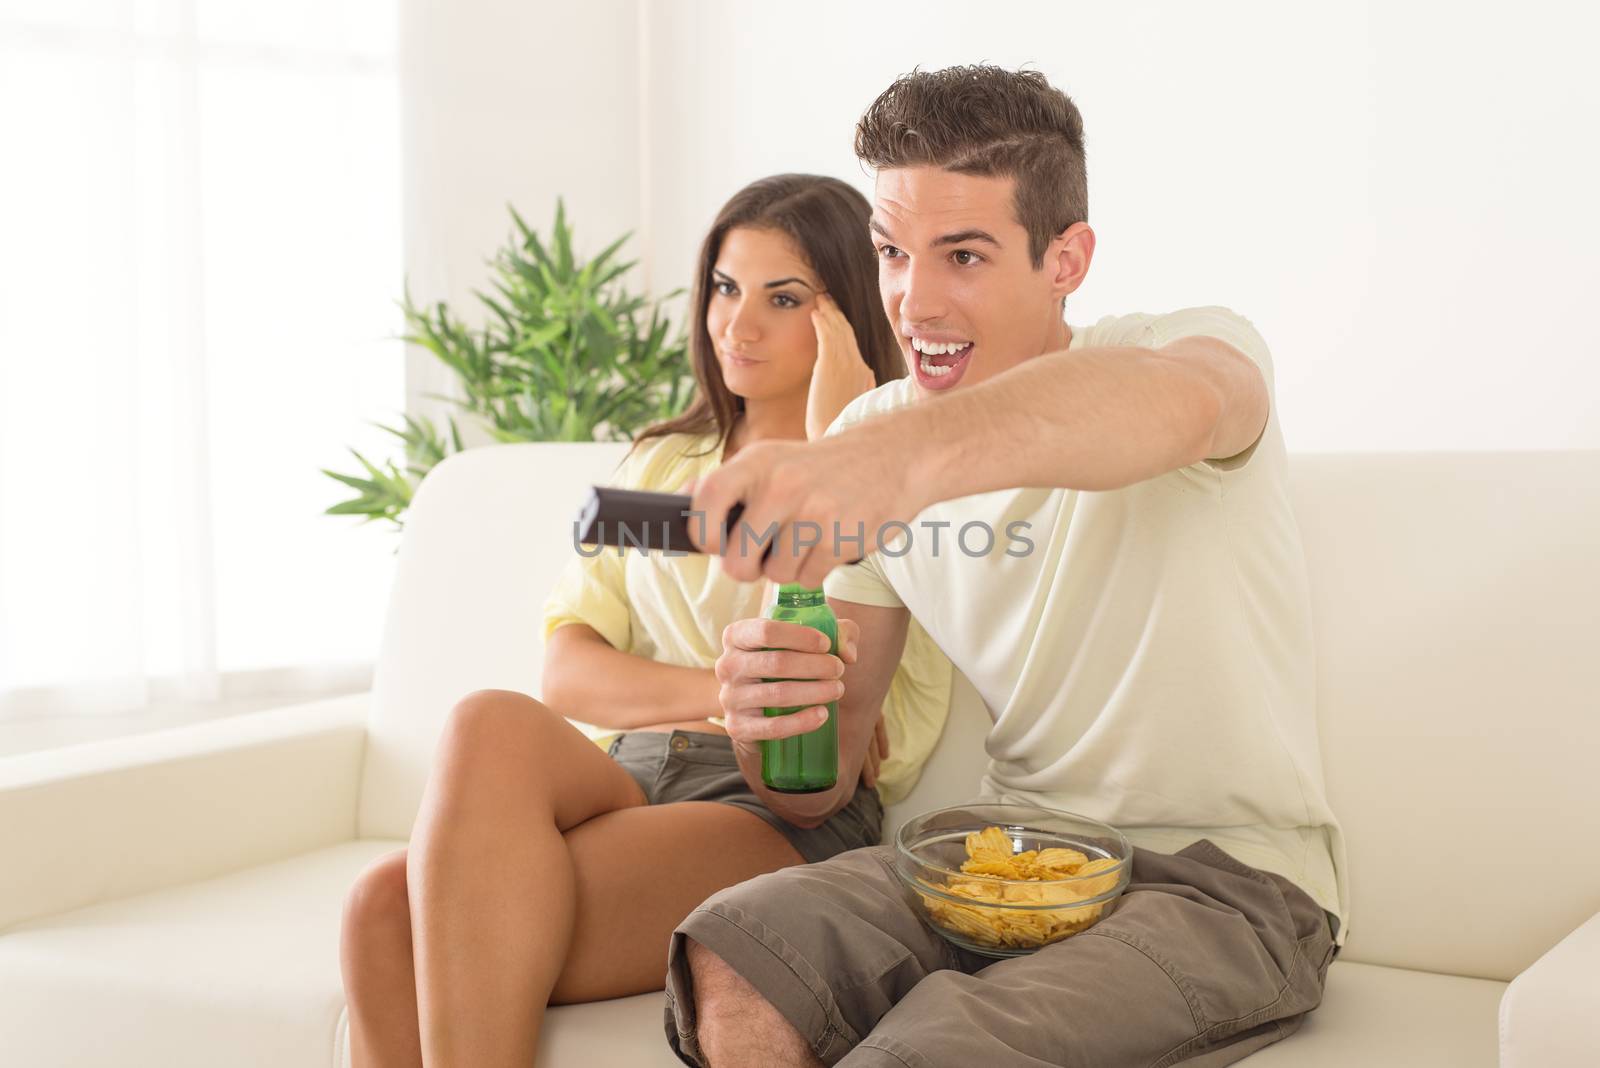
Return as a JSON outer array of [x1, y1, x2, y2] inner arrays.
[[436, 689, 561, 773], [449, 688, 554, 732], [342, 850, 411, 949], [429, 689, 637, 826]]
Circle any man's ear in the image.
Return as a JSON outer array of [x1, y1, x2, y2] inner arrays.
[[1047, 222, 1094, 299]]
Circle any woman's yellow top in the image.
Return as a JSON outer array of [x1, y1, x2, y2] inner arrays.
[[542, 430, 954, 805]]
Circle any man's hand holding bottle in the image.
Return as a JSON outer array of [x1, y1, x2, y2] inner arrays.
[[715, 616, 889, 803]]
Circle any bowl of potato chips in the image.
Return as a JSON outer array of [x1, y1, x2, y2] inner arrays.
[[894, 802, 1133, 958]]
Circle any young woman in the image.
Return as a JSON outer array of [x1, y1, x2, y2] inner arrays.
[[338, 174, 953, 1066]]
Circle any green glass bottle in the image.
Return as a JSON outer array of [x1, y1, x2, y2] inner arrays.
[[761, 583, 840, 793]]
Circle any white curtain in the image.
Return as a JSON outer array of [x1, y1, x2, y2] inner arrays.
[[0, 0, 403, 720]]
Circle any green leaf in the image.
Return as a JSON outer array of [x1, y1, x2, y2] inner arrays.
[[552, 197, 574, 276], [321, 468, 377, 493], [325, 499, 383, 516], [326, 197, 693, 533]]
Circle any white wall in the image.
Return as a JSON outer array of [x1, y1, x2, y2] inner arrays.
[[399, 0, 645, 443], [641, 0, 1600, 453], [404, 0, 1600, 454]]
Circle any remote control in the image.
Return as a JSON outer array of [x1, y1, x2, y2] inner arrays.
[[573, 486, 863, 566], [573, 486, 751, 556]]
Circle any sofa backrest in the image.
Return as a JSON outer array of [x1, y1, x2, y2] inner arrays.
[[1286, 450, 1597, 980], [358, 441, 630, 842], [364, 443, 1600, 983]]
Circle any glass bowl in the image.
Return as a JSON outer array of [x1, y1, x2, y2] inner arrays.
[[893, 801, 1133, 958]]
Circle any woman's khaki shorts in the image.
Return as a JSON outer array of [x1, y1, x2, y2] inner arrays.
[[665, 837, 1340, 1067], [606, 729, 883, 865]]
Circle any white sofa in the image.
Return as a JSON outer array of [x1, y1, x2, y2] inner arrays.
[[2, 442, 1597, 1067]]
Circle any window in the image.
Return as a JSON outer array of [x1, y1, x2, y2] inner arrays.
[[0, 0, 403, 727]]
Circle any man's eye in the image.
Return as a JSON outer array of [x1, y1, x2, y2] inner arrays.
[[952, 250, 982, 266]]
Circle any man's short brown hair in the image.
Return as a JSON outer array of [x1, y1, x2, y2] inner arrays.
[[854, 65, 1087, 269]]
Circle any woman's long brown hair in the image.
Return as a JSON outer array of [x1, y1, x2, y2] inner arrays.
[[632, 174, 903, 457]]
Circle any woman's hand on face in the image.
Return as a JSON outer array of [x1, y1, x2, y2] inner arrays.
[[805, 293, 879, 442]]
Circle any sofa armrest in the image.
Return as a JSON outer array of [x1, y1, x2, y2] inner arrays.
[[1499, 910, 1600, 1067], [0, 692, 369, 931]]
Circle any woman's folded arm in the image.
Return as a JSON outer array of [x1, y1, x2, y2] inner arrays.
[[542, 623, 722, 730]]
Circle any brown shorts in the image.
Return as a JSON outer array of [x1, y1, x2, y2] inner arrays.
[[606, 729, 883, 865], [665, 838, 1339, 1067]]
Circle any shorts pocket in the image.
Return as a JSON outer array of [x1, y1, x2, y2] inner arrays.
[[606, 733, 668, 802]]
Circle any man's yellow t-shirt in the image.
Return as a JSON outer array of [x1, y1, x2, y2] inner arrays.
[[542, 429, 954, 806]]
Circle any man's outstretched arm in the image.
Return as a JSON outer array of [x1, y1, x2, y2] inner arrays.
[[894, 337, 1268, 498], [690, 336, 1268, 586]]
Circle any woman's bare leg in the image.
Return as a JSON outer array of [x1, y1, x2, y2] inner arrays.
[[342, 687, 811, 1065], [340, 848, 424, 1068], [405, 689, 648, 1067], [340, 799, 805, 1066], [549, 800, 804, 1003]]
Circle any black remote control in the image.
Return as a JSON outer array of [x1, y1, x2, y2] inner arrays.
[[573, 486, 862, 566], [573, 486, 751, 556]]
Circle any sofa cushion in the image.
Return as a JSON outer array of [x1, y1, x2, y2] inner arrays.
[[354, 959, 1507, 1067], [1246, 961, 1503, 1066], [0, 829, 1506, 1068], [0, 839, 401, 1068], [337, 991, 687, 1068]]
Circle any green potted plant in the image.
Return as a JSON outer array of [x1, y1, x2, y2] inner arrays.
[[322, 199, 692, 540]]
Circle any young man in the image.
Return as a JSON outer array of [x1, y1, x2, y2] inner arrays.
[[674, 65, 1349, 1067]]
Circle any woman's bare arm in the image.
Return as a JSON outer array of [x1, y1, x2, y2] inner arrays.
[[542, 624, 721, 729]]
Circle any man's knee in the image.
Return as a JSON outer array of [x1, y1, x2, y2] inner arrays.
[[684, 940, 758, 1016], [684, 937, 821, 1068]]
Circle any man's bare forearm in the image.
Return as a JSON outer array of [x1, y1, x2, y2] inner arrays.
[[742, 600, 907, 829], [732, 730, 848, 829], [732, 694, 879, 828], [866, 345, 1220, 509]]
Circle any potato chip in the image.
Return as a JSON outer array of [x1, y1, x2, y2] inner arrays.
[[1071, 857, 1123, 897], [1035, 847, 1089, 873], [960, 859, 1023, 877], [964, 825, 1012, 861]]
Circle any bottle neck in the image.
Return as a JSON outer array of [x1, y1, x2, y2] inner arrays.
[[775, 583, 825, 607]]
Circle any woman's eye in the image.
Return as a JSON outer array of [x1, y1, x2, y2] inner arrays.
[[878, 244, 903, 259], [771, 293, 799, 309], [713, 280, 736, 296], [952, 249, 981, 266]]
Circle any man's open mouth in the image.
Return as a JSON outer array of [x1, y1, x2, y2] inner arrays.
[[910, 336, 974, 384]]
